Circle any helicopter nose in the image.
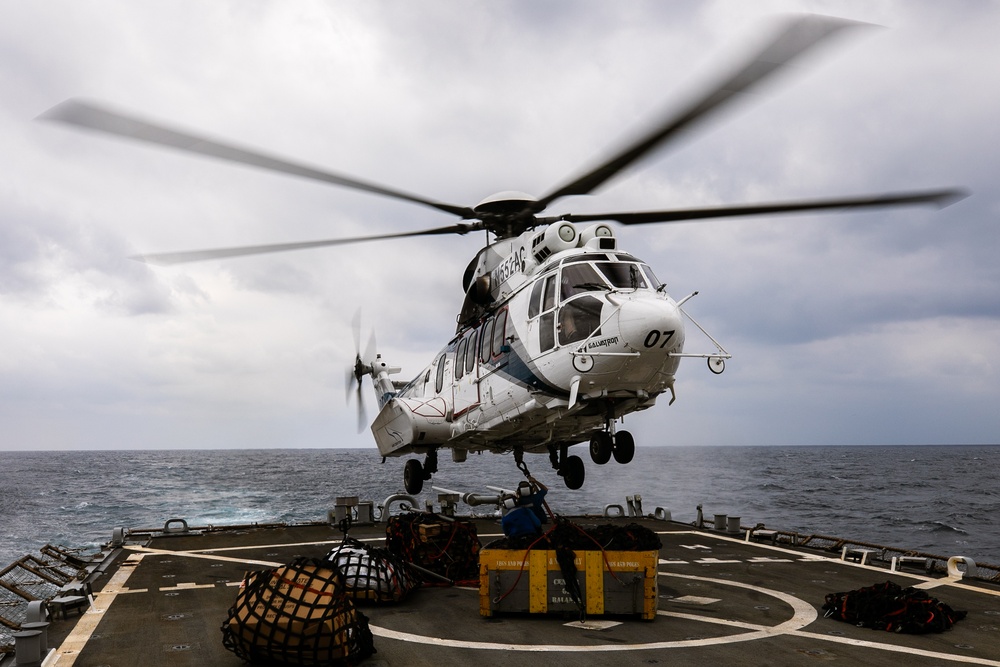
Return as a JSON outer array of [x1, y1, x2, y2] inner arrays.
[[616, 297, 685, 355]]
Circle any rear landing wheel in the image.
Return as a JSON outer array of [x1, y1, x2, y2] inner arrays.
[[589, 431, 613, 465], [403, 459, 424, 494], [613, 430, 635, 464], [562, 455, 585, 490]]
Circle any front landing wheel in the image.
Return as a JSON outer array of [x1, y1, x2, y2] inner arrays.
[[403, 459, 424, 494], [562, 455, 585, 490]]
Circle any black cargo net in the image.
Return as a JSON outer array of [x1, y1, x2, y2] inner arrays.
[[823, 580, 967, 634], [323, 537, 419, 604], [384, 513, 481, 585], [221, 558, 375, 666]]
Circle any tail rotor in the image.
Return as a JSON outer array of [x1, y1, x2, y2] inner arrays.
[[347, 310, 376, 432]]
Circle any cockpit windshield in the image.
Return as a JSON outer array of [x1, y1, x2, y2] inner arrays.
[[560, 263, 608, 301], [594, 262, 648, 290], [558, 256, 663, 298]]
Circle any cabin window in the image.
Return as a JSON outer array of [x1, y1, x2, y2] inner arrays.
[[455, 338, 467, 380], [558, 295, 603, 346], [465, 331, 477, 374], [480, 318, 494, 364], [435, 354, 446, 394], [528, 279, 544, 318], [491, 309, 507, 356], [560, 262, 607, 301]]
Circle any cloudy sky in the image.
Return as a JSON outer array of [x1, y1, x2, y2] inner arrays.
[[2, 1, 998, 453]]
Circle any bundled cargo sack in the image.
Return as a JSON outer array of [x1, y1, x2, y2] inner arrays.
[[823, 580, 967, 634], [324, 537, 419, 604], [221, 557, 375, 666], [385, 512, 481, 585]]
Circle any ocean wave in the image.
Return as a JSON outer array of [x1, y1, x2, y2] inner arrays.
[[929, 521, 969, 535]]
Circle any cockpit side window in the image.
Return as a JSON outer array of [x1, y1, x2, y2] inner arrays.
[[538, 275, 557, 352], [640, 263, 663, 290], [528, 278, 544, 319], [542, 274, 556, 312]]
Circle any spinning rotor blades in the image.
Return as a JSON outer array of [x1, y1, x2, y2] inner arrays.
[[130, 223, 478, 265], [532, 14, 866, 212], [38, 13, 966, 263], [39, 99, 475, 220], [548, 190, 969, 227]]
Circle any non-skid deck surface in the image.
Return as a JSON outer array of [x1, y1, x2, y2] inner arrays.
[[45, 518, 1000, 667]]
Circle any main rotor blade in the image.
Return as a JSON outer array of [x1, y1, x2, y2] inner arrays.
[[551, 189, 969, 226], [534, 14, 865, 212], [39, 99, 476, 219], [132, 223, 478, 265]]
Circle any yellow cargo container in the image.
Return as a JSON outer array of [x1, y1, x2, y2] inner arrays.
[[479, 548, 658, 620]]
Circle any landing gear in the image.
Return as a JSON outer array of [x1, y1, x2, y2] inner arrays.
[[562, 455, 585, 490], [403, 450, 438, 495], [590, 428, 635, 465], [549, 445, 586, 490], [403, 459, 423, 494], [589, 432, 613, 465], [613, 430, 635, 464]]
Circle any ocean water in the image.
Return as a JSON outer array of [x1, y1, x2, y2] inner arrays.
[[1, 445, 998, 569]]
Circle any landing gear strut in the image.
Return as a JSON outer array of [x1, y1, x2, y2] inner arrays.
[[549, 444, 585, 490], [403, 449, 438, 495]]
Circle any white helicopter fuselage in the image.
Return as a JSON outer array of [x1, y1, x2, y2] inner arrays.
[[368, 223, 702, 466]]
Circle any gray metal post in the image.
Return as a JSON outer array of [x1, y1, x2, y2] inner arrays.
[[13, 629, 42, 667]]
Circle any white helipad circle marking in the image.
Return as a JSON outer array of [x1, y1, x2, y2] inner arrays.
[[368, 571, 817, 652]]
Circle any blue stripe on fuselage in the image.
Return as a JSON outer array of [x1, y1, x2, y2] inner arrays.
[[481, 340, 569, 398]]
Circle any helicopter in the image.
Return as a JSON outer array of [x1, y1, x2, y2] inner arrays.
[[40, 15, 965, 492]]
